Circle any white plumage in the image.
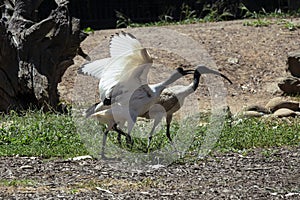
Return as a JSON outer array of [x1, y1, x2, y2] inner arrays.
[[80, 32, 152, 105], [79, 32, 193, 158]]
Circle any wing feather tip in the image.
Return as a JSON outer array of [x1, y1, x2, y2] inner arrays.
[[77, 66, 86, 75]]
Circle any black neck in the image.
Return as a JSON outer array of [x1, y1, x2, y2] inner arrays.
[[192, 71, 201, 91]]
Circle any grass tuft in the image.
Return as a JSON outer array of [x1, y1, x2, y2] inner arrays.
[[215, 117, 300, 152], [0, 110, 299, 159], [0, 179, 37, 187], [0, 110, 87, 158], [243, 18, 271, 27]]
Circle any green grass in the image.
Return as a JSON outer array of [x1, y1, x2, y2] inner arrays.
[[216, 117, 300, 152], [83, 27, 94, 34], [0, 110, 299, 159], [118, 14, 300, 31], [283, 20, 300, 31], [243, 18, 272, 27], [0, 110, 88, 158], [0, 179, 37, 187], [243, 18, 300, 30], [113, 3, 300, 29]]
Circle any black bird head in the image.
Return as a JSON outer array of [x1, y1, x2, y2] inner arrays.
[[192, 69, 200, 90], [176, 67, 194, 75]]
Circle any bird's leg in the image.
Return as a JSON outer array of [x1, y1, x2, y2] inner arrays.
[[165, 114, 179, 153], [117, 133, 122, 146], [166, 114, 173, 143], [112, 124, 128, 146], [147, 134, 153, 153], [126, 119, 136, 149], [147, 115, 164, 152], [125, 134, 133, 148], [113, 124, 133, 146], [101, 127, 122, 161], [146, 104, 166, 152], [101, 129, 109, 160]]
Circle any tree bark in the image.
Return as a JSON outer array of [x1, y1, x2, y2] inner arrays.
[[0, 0, 87, 112]]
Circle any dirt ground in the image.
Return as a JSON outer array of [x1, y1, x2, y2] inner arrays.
[[60, 18, 300, 113], [1, 19, 300, 199], [0, 146, 299, 199]]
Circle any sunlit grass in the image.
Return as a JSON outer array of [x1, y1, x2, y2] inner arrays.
[[0, 179, 37, 187], [243, 18, 272, 27], [115, 5, 300, 29], [0, 110, 299, 159], [216, 117, 300, 152], [0, 110, 88, 158]]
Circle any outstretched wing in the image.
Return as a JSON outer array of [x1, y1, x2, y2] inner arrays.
[[79, 32, 146, 79], [109, 31, 143, 57], [78, 58, 110, 79], [100, 47, 153, 101], [80, 32, 153, 102]]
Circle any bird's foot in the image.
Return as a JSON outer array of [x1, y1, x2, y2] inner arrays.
[[169, 141, 178, 152], [125, 135, 133, 149], [146, 147, 152, 154], [146, 143, 152, 153], [101, 153, 121, 161], [166, 134, 173, 144], [145, 136, 153, 153], [117, 134, 122, 146]]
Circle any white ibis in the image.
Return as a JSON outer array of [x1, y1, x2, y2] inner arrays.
[[140, 65, 232, 149], [79, 32, 193, 158]]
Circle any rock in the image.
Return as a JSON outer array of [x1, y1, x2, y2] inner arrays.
[[265, 97, 299, 112], [228, 57, 239, 64], [95, 187, 113, 194], [278, 76, 300, 94], [264, 82, 281, 95], [273, 108, 297, 118], [20, 165, 34, 170], [287, 50, 300, 77], [237, 111, 265, 118], [243, 105, 271, 114], [72, 155, 93, 161]]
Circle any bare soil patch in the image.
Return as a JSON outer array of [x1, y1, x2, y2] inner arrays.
[[60, 18, 300, 113]]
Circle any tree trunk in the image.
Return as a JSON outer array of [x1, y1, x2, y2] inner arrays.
[[0, 0, 87, 112]]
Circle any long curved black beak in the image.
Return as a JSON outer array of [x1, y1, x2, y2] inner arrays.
[[219, 73, 232, 84], [196, 65, 232, 84]]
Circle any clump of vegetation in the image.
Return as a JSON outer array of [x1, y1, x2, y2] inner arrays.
[[242, 8, 300, 29], [115, 1, 300, 28], [187, 116, 299, 156], [0, 108, 299, 159], [0, 179, 37, 187], [216, 117, 300, 152], [179, 3, 198, 23], [83, 27, 94, 34], [283, 20, 300, 30], [243, 18, 271, 27], [116, 11, 136, 28], [0, 110, 87, 158], [201, 1, 249, 22]]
